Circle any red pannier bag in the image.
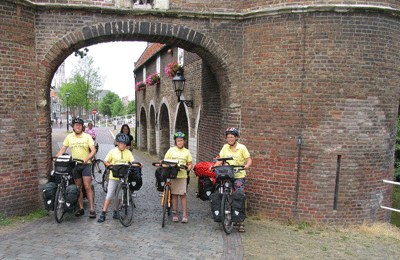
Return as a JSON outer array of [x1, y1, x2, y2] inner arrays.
[[194, 162, 216, 178]]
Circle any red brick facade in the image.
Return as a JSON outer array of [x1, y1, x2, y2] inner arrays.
[[0, 0, 399, 223]]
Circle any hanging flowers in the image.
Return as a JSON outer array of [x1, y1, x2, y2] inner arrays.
[[135, 81, 146, 91], [146, 73, 160, 86], [164, 62, 184, 79]]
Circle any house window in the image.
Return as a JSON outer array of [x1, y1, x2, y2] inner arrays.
[[143, 67, 146, 82], [157, 55, 161, 74], [178, 48, 184, 65]]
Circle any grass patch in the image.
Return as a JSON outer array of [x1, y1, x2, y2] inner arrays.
[[0, 208, 49, 227], [391, 185, 400, 227]]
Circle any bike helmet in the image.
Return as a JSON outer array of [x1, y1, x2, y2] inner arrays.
[[174, 132, 186, 140], [225, 127, 239, 137], [72, 117, 84, 126], [115, 133, 130, 144]]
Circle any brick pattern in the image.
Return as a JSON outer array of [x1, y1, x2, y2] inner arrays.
[[1, 1, 399, 224], [0, 2, 40, 216]]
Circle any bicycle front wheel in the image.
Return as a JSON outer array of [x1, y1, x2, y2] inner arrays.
[[115, 184, 134, 227], [54, 186, 66, 223], [221, 193, 234, 234], [92, 159, 105, 184], [102, 170, 109, 193], [162, 185, 169, 228]]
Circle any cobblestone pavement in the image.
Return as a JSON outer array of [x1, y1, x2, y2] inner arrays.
[[0, 128, 243, 260]]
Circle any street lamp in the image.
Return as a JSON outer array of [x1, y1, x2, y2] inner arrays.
[[66, 92, 70, 131], [172, 71, 193, 108]]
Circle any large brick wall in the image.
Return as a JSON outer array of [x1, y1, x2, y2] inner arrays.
[[1, 0, 399, 223], [0, 1, 41, 216]]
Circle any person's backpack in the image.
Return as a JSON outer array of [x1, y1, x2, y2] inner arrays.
[[42, 182, 57, 210], [210, 193, 223, 222], [65, 184, 80, 213], [154, 167, 164, 192], [231, 190, 246, 223], [197, 177, 215, 201], [128, 165, 143, 191]]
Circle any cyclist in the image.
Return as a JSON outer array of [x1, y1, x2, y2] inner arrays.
[[97, 133, 143, 223], [54, 117, 97, 218], [85, 122, 96, 141], [114, 124, 134, 151], [164, 132, 193, 223], [213, 127, 252, 232]]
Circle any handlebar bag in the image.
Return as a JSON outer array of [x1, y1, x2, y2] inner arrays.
[[231, 190, 246, 223], [55, 155, 73, 174], [112, 164, 129, 178], [161, 164, 179, 179], [42, 182, 57, 211], [214, 166, 234, 180]]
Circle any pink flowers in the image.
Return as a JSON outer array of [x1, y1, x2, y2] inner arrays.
[[146, 73, 160, 86], [135, 81, 146, 91], [164, 62, 184, 79]]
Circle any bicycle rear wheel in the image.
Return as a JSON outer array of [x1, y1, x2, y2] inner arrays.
[[162, 185, 169, 228], [102, 170, 109, 193], [54, 186, 66, 223], [115, 184, 134, 227], [92, 159, 105, 184], [221, 193, 234, 234]]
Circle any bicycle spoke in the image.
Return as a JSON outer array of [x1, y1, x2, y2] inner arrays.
[[116, 184, 134, 227], [221, 193, 234, 234], [92, 159, 105, 184]]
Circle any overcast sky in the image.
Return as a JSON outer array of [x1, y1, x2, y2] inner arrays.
[[64, 41, 148, 99]]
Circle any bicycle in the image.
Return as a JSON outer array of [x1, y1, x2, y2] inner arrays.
[[52, 155, 83, 223], [211, 157, 245, 234], [152, 159, 187, 228], [109, 162, 142, 227], [91, 143, 106, 184]]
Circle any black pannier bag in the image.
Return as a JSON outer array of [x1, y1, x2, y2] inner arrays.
[[128, 165, 143, 191], [112, 164, 129, 178], [154, 167, 164, 192], [42, 182, 57, 210], [161, 164, 179, 179], [197, 177, 214, 201], [210, 193, 223, 222], [231, 190, 246, 223], [54, 154, 73, 174], [65, 184, 80, 213]]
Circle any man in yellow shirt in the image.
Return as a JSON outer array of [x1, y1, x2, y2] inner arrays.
[[213, 127, 252, 232], [55, 117, 97, 218], [164, 132, 193, 223]]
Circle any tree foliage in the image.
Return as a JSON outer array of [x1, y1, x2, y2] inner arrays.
[[58, 55, 104, 114], [111, 98, 125, 117], [99, 91, 120, 117], [127, 100, 136, 114]]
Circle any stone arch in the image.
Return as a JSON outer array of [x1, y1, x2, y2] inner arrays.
[[139, 106, 148, 151], [174, 102, 190, 149], [149, 104, 157, 155]]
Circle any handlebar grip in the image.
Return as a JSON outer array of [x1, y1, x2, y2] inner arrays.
[[152, 162, 160, 167], [130, 162, 141, 167]]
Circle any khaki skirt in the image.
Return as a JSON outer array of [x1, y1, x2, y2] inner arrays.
[[170, 178, 187, 195]]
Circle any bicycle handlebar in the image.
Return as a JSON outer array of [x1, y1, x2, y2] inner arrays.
[[107, 162, 142, 170], [152, 161, 188, 170], [52, 156, 84, 164], [215, 157, 234, 162], [211, 165, 245, 173]]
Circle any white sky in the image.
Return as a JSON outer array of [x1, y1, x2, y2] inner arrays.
[[64, 41, 148, 99]]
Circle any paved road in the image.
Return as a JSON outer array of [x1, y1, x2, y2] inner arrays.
[[0, 126, 243, 259]]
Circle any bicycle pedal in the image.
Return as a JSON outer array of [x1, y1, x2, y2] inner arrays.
[[133, 204, 136, 208], [132, 193, 137, 198]]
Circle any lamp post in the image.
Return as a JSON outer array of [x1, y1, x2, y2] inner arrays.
[[172, 71, 193, 108], [66, 92, 70, 131]]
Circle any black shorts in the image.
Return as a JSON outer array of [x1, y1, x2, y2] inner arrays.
[[72, 164, 92, 179]]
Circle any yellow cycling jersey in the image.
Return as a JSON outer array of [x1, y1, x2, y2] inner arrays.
[[164, 146, 192, 178], [219, 142, 250, 179], [105, 147, 135, 180], [63, 132, 95, 163]]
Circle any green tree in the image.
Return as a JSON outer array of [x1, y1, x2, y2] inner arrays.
[[100, 91, 120, 116], [59, 56, 104, 113], [127, 100, 136, 114], [111, 98, 124, 117]]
